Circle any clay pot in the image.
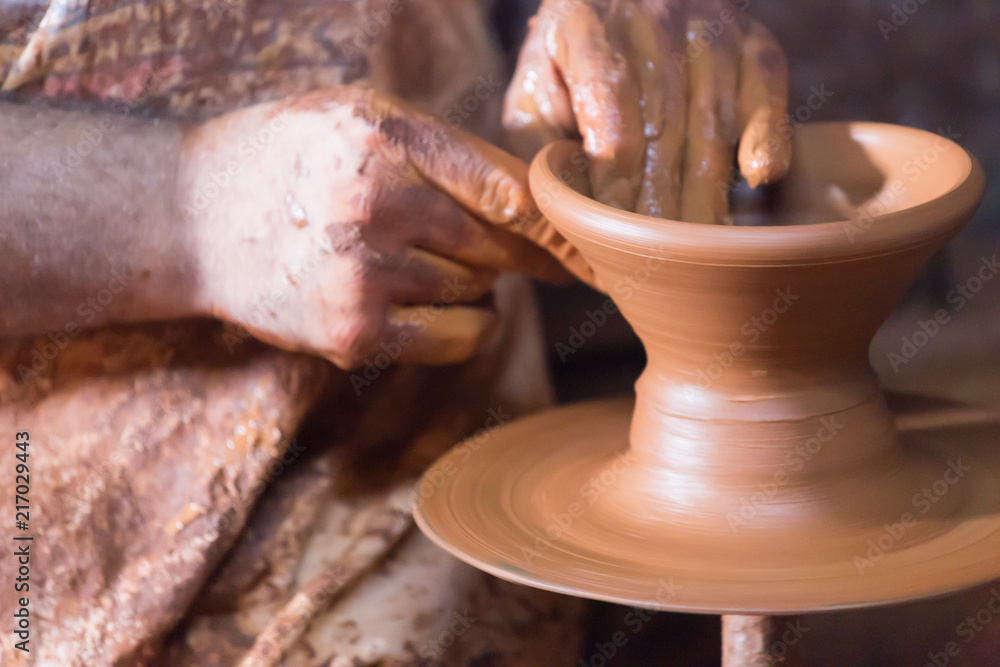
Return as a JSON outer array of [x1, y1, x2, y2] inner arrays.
[[529, 122, 985, 530], [414, 122, 997, 613]]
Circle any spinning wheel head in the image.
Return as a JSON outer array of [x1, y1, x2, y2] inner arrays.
[[415, 123, 997, 613]]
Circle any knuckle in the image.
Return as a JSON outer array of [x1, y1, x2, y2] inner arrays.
[[474, 165, 526, 223], [335, 312, 381, 370], [352, 179, 381, 219], [324, 272, 386, 369], [342, 83, 379, 112]]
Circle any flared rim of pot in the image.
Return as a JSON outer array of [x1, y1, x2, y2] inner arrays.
[[529, 122, 985, 266]]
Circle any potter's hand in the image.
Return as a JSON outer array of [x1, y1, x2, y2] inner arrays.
[[504, 0, 791, 223], [178, 85, 578, 369]]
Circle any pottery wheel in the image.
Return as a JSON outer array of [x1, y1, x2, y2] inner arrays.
[[414, 396, 1000, 614]]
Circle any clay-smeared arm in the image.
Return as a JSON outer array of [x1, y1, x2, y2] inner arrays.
[[2, 86, 584, 368], [0, 102, 201, 337]]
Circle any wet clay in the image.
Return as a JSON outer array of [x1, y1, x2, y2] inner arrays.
[[502, 0, 794, 224], [414, 122, 1000, 614]]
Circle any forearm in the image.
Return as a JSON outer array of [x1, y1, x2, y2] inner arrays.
[[0, 102, 204, 337]]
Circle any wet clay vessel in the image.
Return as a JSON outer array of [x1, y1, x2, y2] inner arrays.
[[414, 122, 998, 613]]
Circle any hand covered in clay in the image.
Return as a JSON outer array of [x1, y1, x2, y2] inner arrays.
[[178, 85, 584, 369], [504, 0, 792, 223]]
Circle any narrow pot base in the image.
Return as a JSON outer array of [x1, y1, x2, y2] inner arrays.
[[414, 396, 1000, 614]]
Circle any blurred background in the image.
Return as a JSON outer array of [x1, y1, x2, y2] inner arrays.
[[496, 0, 1000, 663], [3, 0, 994, 663]]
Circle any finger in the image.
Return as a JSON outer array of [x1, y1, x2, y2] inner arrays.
[[411, 189, 577, 285], [503, 17, 576, 161], [679, 18, 741, 225], [506, 210, 596, 287], [379, 103, 539, 227], [374, 106, 594, 286], [373, 182, 572, 284], [738, 22, 792, 188], [439, 222, 578, 286], [622, 3, 686, 219], [547, 3, 645, 211], [528, 33, 576, 134], [384, 304, 498, 365], [387, 248, 496, 305]]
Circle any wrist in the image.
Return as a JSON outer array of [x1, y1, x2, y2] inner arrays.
[[0, 103, 207, 335], [173, 120, 229, 320]]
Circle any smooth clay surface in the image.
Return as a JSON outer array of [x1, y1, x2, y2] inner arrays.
[[414, 123, 998, 613]]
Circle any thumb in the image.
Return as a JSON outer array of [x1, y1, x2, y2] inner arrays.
[[378, 98, 595, 286]]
